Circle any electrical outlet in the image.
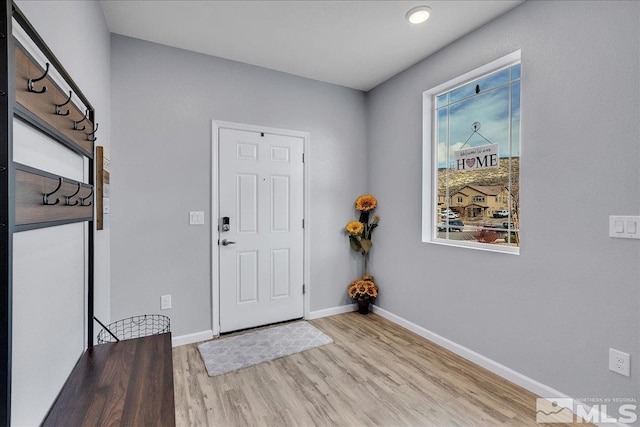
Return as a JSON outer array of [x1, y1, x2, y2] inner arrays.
[[161, 295, 172, 310], [609, 348, 630, 377]]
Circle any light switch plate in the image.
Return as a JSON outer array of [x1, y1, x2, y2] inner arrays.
[[189, 211, 205, 225], [609, 216, 640, 239]]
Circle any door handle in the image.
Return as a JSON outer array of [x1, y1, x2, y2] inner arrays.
[[221, 239, 236, 246]]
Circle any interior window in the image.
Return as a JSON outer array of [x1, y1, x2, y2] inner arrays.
[[423, 52, 521, 254]]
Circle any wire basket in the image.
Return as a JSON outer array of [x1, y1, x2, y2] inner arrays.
[[97, 314, 170, 344]]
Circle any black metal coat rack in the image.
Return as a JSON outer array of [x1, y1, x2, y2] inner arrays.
[[1, 2, 97, 423]]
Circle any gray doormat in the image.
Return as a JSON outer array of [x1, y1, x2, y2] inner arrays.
[[197, 321, 333, 377]]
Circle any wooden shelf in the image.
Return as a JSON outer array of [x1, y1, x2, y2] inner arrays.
[[14, 43, 94, 158], [15, 164, 93, 227], [42, 333, 176, 426]]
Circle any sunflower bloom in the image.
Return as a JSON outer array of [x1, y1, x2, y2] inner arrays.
[[355, 195, 377, 212], [366, 286, 378, 298], [345, 221, 364, 235], [348, 282, 359, 299]]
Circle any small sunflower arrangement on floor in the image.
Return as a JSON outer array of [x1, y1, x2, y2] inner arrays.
[[348, 276, 378, 301], [345, 195, 380, 314]]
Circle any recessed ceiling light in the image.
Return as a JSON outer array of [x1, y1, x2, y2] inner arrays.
[[406, 6, 432, 25]]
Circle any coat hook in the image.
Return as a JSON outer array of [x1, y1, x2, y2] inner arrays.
[[74, 109, 89, 131], [55, 91, 72, 116], [64, 182, 82, 206], [28, 63, 49, 94], [79, 185, 93, 207], [86, 123, 99, 141], [43, 176, 64, 205]]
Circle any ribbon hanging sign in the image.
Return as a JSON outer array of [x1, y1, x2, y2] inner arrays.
[[453, 143, 499, 172]]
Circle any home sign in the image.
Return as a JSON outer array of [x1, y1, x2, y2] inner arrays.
[[453, 143, 499, 171]]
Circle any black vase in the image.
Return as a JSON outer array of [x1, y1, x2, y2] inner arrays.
[[357, 300, 370, 315]]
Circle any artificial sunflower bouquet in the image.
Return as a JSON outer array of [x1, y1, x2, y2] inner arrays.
[[345, 194, 379, 275], [348, 275, 378, 302], [345, 195, 380, 310]]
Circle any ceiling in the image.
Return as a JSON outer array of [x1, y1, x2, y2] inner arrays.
[[101, 0, 524, 92]]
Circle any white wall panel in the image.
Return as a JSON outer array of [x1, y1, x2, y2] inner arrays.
[[13, 120, 84, 181], [11, 224, 86, 426]]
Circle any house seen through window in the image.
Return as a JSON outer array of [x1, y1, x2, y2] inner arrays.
[[423, 51, 521, 254]]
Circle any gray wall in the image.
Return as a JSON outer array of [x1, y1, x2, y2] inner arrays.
[[367, 0, 639, 414], [110, 35, 367, 336]]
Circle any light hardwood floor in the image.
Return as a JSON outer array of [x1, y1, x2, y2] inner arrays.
[[173, 312, 582, 426]]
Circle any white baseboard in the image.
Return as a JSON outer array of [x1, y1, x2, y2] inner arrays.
[[370, 305, 629, 427], [172, 329, 214, 347], [370, 305, 557, 397], [307, 303, 356, 320]]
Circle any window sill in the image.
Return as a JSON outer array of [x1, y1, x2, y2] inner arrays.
[[426, 237, 520, 255]]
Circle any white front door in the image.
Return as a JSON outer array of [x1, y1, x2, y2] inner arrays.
[[218, 128, 304, 333]]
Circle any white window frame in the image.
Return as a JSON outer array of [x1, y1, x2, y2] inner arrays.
[[422, 50, 521, 255]]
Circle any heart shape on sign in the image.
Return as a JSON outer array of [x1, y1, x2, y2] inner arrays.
[[466, 158, 476, 168]]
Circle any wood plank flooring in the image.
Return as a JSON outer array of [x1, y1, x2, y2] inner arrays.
[[173, 313, 585, 426]]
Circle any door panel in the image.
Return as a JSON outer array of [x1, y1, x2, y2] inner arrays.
[[237, 251, 258, 303], [271, 248, 290, 299], [237, 174, 258, 234], [271, 176, 290, 232], [219, 128, 304, 333]]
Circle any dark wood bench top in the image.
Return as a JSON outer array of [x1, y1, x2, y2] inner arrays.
[[42, 333, 175, 426]]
